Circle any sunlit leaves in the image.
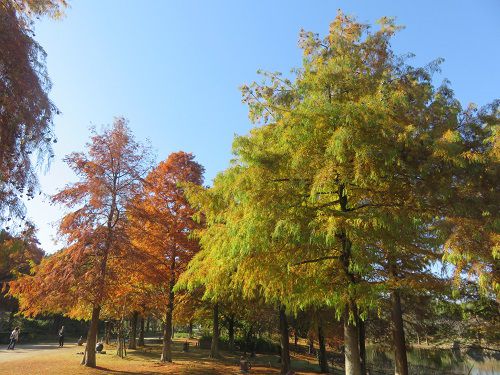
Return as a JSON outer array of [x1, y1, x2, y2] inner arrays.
[[10, 118, 153, 318]]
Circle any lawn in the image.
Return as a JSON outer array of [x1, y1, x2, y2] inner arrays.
[[0, 338, 331, 375]]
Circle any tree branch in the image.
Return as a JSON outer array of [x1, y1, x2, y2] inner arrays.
[[291, 255, 339, 266]]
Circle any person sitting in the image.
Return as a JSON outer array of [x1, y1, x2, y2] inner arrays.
[[95, 341, 104, 353]]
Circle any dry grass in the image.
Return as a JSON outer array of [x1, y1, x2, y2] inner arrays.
[[0, 339, 325, 375]]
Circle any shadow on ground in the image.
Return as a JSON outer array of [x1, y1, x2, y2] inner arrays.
[[122, 339, 322, 374]]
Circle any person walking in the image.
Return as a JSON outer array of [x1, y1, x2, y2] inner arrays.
[[58, 326, 65, 347], [7, 327, 20, 350]]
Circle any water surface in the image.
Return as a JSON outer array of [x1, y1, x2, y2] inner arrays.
[[366, 346, 500, 375]]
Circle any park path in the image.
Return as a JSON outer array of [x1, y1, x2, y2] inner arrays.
[[0, 343, 77, 363]]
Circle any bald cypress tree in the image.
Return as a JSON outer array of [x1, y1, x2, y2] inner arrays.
[[182, 12, 495, 375]]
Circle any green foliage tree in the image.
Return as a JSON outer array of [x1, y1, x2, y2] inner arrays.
[[442, 101, 499, 297], [181, 11, 498, 375]]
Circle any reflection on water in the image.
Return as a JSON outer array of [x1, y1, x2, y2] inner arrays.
[[366, 345, 500, 375]]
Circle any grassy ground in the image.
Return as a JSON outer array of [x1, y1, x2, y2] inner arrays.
[[0, 338, 329, 375]]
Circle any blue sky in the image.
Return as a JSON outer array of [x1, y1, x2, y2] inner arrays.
[[25, 0, 500, 253]]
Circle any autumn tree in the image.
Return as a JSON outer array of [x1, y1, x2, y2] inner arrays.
[[172, 290, 204, 339], [0, 223, 44, 282], [359, 215, 449, 375], [128, 151, 204, 362], [177, 179, 267, 360], [179, 12, 490, 375], [182, 14, 400, 374], [10, 118, 151, 367], [7, 0, 67, 19], [291, 308, 341, 373], [0, 0, 66, 220], [442, 101, 499, 298], [179, 168, 312, 372], [176, 242, 227, 360], [0, 223, 44, 329]]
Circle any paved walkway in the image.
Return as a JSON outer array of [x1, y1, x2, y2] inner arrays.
[[0, 343, 76, 363]]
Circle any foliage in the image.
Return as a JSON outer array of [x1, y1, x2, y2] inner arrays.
[[0, 3, 54, 219], [0, 223, 44, 282], [10, 118, 152, 318], [127, 151, 204, 361], [442, 101, 499, 296], [180, 12, 498, 374], [0, 223, 44, 316], [128, 151, 204, 304], [7, 0, 67, 22], [4, 9, 498, 374]]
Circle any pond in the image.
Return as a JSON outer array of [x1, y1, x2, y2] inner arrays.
[[366, 345, 500, 375]]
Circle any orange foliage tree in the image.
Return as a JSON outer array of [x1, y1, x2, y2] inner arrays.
[[0, 223, 44, 322], [10, 118, 152, 367], [128, 151, 204, 362], [0, 0, 66, 219]]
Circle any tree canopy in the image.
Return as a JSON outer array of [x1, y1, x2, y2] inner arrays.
[[0, 0, 67, 220], [5, 9, 498, 375]]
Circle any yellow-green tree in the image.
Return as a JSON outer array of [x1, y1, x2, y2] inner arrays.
[[443, 101, 499, 298], [182, 12, 492, 375]]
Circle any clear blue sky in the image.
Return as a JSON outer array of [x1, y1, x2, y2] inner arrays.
[[25, 0, 500, 253]]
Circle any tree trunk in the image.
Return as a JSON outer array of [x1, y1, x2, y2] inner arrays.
[[161, 300, 174, 361], [344, 307, 362, 375], [391, 289, 409, 375], [161, 257, 176, 362], [104, 321, 111, 345], [244, 325, 253, 356], [82, 196, 114, 366], [358, 315, 366, 375], [138, 316, 145, 346], [308, 336, 315, 354], [279, 304, 291, 374], [210, 303, 220, 358], [7, 310, 15, 331], [228, 315, 235, 352], [152, 319, 156, 335], [128, 311, 138, 349], [318, 321, 328, 373], [146, 316, 150, 333], [116, 319, 127, 358], [294, 331, 299, 350], [52, 314, 63, 332], [338, 221, 362, 375], [82, 305, 100, 367], [188, 320, 193, 339]]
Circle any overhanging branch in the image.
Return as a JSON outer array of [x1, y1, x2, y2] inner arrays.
[[291, 255, 339, 266]]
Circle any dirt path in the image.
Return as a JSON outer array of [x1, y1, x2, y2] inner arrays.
[[0, 343, 77, 363]]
